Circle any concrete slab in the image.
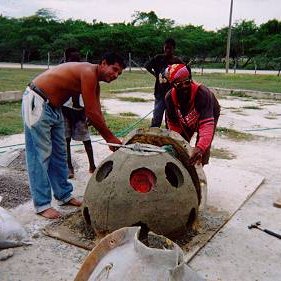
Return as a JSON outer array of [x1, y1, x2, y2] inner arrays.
[[204, 164, 264, 214], [102, 98, 154, 117], [218, 97, 281, 138], [0, 91, 22, 102], [188, 137, 281, 281], [184, 164, 264, 262], [189, 181, 281, 281]]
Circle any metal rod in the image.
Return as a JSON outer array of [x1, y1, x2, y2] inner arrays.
[[101, 142, 167, 153]]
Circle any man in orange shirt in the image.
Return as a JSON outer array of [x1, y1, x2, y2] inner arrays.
[[22, 52, 126, 219]]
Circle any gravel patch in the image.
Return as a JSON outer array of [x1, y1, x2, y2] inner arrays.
[[0, 149, 31, 209], [0, 169, 31, 209]]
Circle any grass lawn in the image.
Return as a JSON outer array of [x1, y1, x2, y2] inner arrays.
[[101, 70, 154, 94], [0, 101, 23, 135], [194, 73, 281, 93], [89, 113, 150, 137], [0, 68, 43, 92], [0, 101, 150, 137], [0, 68, 280, 94], [0, 67, 280, 136]]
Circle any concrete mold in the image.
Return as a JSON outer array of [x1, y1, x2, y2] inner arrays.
[[83, 128, 206, 238], [74, 226, 204, 281]]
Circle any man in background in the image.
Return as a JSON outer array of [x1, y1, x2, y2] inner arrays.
[[145, 38, 183, 127], [62, 48, 95, 179]]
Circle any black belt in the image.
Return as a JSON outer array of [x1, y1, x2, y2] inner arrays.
[[28, 82, 49, 102]]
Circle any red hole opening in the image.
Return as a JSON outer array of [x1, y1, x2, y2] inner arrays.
[[130, 168, 156, 193]]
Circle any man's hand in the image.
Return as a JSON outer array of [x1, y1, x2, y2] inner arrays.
[[188, 146, 203, 166], [107, 136, 122, 152]]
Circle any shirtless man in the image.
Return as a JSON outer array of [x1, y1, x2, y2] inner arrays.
[[22, 52, 126, 219]]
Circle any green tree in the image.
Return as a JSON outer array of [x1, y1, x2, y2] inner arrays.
[[131, 11, 174, 30], [0, 11, 281, 69], [34, 8, 60, 22], [259, 19, 281, 36], [231, 20, 258, 67]]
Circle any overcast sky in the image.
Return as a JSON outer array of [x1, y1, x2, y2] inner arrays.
[[1, 0, 280, 31]]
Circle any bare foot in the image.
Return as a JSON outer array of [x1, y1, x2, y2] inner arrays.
[[63, 198, 82, 207], [68, 168, 74, 179], [89, 166, 96, 174], [38, 208, 62, 219]]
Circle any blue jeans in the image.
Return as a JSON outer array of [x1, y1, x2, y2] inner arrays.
[[151, 96, 166, 128], [22, 87, 73, 213]]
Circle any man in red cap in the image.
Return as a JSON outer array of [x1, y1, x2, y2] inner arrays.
[[164, 64, 220, 166]]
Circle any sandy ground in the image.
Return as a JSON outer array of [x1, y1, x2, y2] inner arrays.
[[0, 93, 281, 280]]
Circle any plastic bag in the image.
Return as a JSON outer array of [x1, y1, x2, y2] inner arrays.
[[0, 204, 31, 249]]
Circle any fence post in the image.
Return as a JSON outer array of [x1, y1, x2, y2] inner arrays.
[[128, 52, 132, 72], [21, 49, 25, 69], [47, 52, 50, 69]]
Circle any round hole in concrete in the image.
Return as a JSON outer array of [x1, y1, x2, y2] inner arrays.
[[96, 160, 113, 182], [165, 162, 184, 188], [130, 168, 156, 193]]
